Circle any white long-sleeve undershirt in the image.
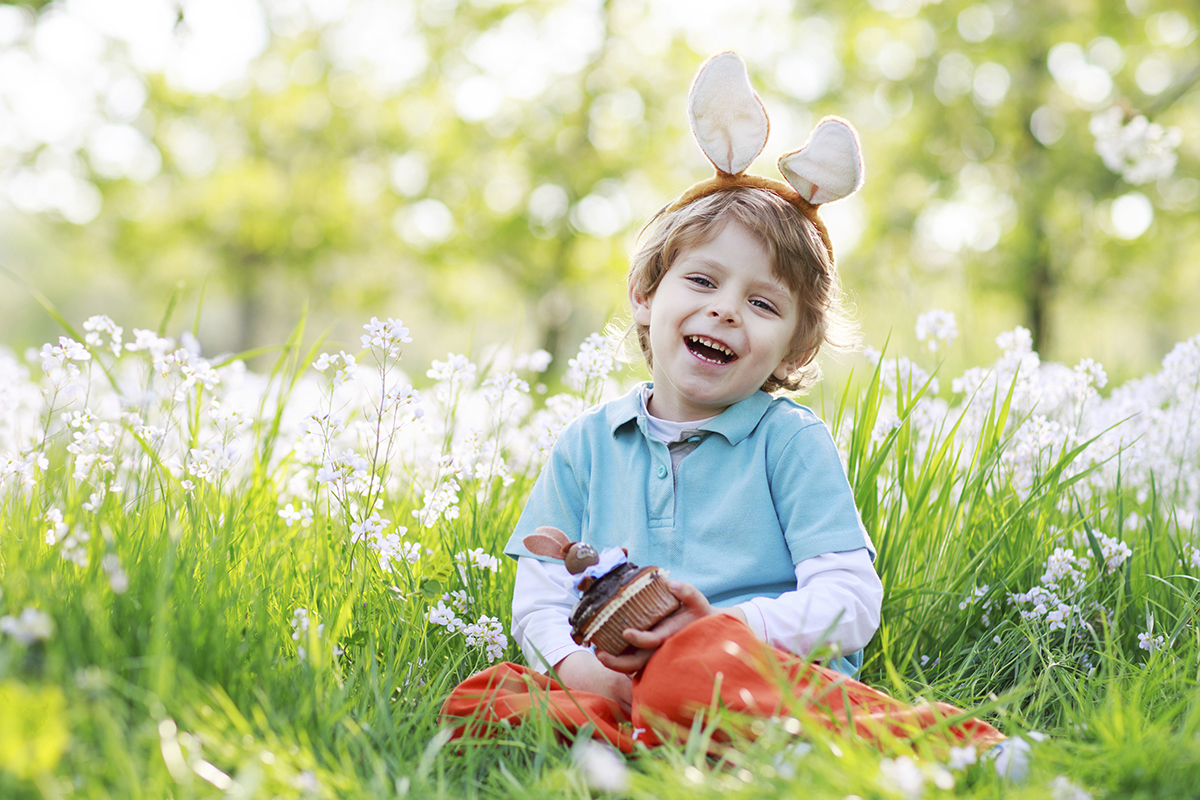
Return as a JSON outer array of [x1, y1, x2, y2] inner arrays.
[[511, 547, 882, 673]]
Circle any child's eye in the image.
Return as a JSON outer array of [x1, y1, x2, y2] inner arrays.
[[751, 298, 779, 315], [686, 275, 715, 288]]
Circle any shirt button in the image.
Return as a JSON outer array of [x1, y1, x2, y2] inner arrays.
[[657, 466, 667, 478], [687, 436, 702, 443]]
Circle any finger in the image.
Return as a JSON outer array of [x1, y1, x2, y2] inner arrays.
[[621, 627, 666, 649], [597, 647, 653, 674], [597, 650, 650, 673], [668, 581, 713, 613]]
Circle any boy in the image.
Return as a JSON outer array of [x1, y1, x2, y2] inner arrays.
[[508, 187, 881, 715]]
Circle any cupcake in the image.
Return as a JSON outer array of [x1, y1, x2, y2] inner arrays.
[[523, 526, 681, 656]]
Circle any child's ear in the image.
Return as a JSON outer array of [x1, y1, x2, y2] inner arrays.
[[773, 349, 810, 381], [629, 283, 653, 326]]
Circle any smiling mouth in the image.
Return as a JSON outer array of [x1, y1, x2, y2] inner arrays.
[[686, 335, 737, 364]]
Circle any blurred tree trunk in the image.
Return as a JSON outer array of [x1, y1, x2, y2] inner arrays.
[[1008, 50, 1054, 353], [234, 250, 264, 355]]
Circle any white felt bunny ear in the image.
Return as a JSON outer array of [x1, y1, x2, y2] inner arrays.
[[688, 52, 769, 176], [778, 118, 864, 205]]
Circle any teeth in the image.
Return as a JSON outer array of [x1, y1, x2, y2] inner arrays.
[[688, 335, 734, 357]]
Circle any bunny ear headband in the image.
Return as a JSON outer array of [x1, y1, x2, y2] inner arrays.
[[667, 51, 865, 264]]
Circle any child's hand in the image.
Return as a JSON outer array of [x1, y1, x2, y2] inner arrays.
[[553, 650, 634, 715], [596, 580, 747, 675]]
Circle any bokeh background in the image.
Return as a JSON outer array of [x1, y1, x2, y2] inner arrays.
[[1, 0, 1197, 387]]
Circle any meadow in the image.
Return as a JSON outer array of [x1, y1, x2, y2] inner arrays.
[[1, 306, 1199, 800]]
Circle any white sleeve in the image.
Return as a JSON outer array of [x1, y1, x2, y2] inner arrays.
[[734, 548, 882, 657], [511, 556, 590, 673]]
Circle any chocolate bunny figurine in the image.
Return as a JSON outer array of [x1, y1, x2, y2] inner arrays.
[[522, 526, 623, 592]]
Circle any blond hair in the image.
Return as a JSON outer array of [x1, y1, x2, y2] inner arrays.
[[626, 186, 858, 393]]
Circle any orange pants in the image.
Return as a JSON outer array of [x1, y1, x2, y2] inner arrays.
[[440, 615, 1004, 754]]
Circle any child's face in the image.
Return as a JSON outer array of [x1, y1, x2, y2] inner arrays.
[[630, 219, 802, 421]]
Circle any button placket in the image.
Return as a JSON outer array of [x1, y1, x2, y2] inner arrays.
[[647, 442, 675, 529]]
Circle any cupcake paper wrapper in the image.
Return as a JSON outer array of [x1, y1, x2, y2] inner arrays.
[[584, 569, 681, 655]]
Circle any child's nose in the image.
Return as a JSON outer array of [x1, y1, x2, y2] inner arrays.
[[707, 298, 739, 324]]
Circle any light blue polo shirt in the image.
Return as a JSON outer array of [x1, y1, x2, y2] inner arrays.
[[505, 384, 875, 674]]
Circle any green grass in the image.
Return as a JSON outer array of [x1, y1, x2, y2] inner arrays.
[[2, 322, 1199, 799]]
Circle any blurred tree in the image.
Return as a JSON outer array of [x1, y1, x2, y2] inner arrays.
[[777, 0, 1199, 355], [1, 0, 1197, 369]]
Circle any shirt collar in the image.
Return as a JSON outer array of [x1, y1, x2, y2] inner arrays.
[[606, 382, 775, 445]]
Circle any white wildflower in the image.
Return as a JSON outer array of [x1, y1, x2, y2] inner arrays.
[[0, 607, 54, 644], [349, 512, 389, 545], [442, 590, 472, 614], [1041, 547, 1086, 588], [461, 615, 507, 662], [959, 584, 989, 610], [294, 770, 321, 794], [456, 548, 501, 573], [915, 309, 958, 353], [1090, 106, 1183, 184], [154, 348, 221, 401], [995, 326, 1034, 358], [426, 600, 462, 631], [102, 552, 129, 594], [1072, 358, 1107, 392], [1138, 631, 1165, 653], [208, 400, 247, 431], [379, 381, 422, 417], [347, 513, 416, 573], [45, 507, 68, 545], [67, 421, 119, 480], [990, 732, 1042, 781], [947, 745, 977, 770], [0, 451, 49, 490], [1094, 532, 1131, 574], [313, 351, 358, 387], [572, 740, 629, 793], [1050, 775, 1092, 800], [316, 450, 371, 496], [514, 349, 552, 373], [412, 478, 461, 527], [565, 333, 617, 393], [82, 484, 108, 512], [124, 328, 174, 357], [290, 608, 334, 660], [427, 353, 477, 385], [482, 371, 530, 419], [879, 755, 925, 799], [1009, 584, 1080, 632], [279, 502, 314, 528], [83, 315, 124, 357], [373, 535, 420, 572], [61, 527, 91, 568], [361, 316, 413, 359], [40, 336, 92, 371], [39, 336, 91, 386], [291, 608, 312, 640], [187, 444, 240, 483], [64, 409, 96, 429], [520, 393, 587, 467]]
